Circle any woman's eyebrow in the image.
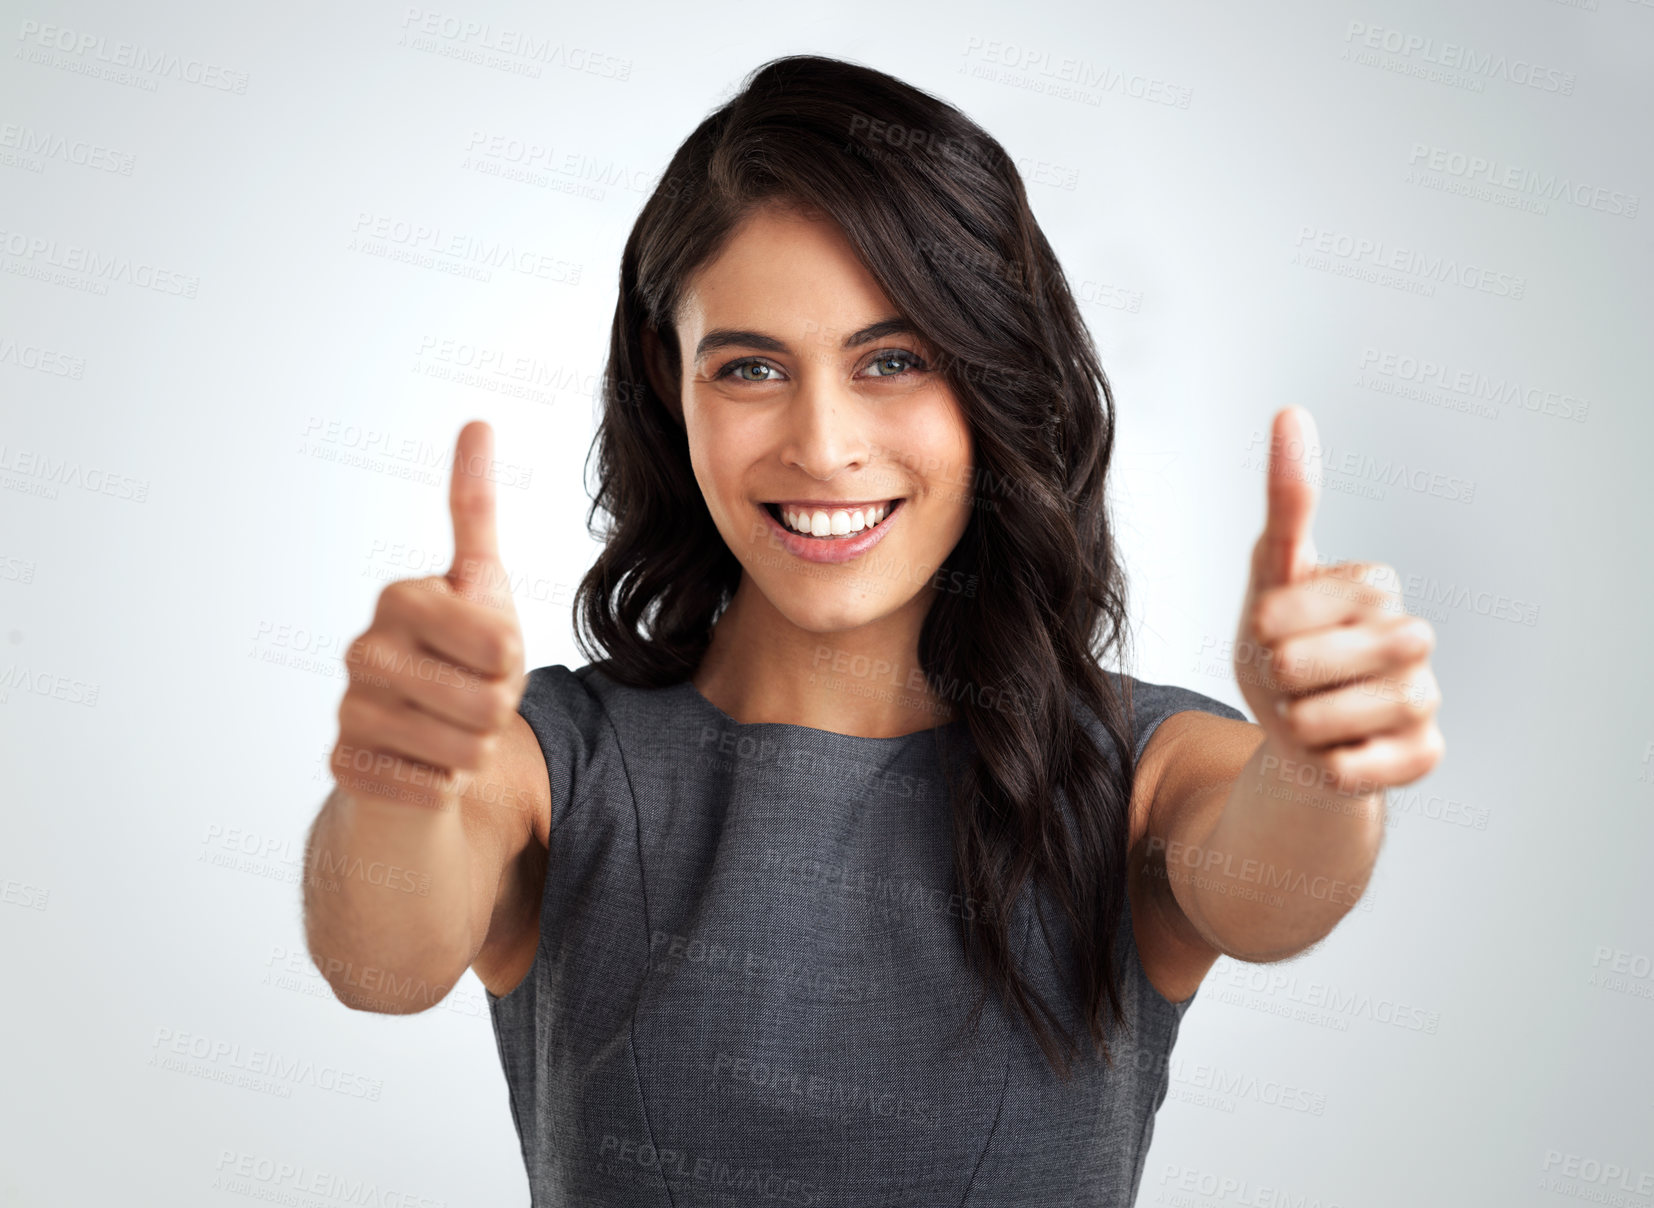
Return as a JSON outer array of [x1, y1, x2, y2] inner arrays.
[[693, 316, 915, 364]]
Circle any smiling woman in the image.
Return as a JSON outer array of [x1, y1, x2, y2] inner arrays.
[[306, 50, 1437, 1208], [531, 52, 1253, 1202]]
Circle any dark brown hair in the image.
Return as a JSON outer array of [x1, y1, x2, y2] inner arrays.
[[573, 53, 1146, 1079]]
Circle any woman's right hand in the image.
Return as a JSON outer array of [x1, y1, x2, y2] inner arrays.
[[331, 420, 526, 812]]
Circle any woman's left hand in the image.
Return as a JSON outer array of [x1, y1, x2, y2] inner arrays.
[[1233, 406, 1446, 796]]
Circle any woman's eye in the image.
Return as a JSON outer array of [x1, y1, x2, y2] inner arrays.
[[717, 359, 780, 382], [865, 350, 928, 378]]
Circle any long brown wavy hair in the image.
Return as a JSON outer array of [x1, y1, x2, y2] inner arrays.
[[572, 53, 1149, 1079]]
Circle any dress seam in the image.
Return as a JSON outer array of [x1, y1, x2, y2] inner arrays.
[[580, 681, 678, 1208], [958, 886, 1038, 1207]]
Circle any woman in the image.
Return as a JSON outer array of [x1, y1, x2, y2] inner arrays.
[[305, 54, 1443, 1205]]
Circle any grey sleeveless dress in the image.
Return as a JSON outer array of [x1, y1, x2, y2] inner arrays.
[[487, 661, 1248, 1206]]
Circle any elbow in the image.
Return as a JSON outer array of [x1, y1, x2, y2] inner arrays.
[[303, 923, 471, 1016], [319, 962, 467, 1015], [1209, 903, 1359, 964]]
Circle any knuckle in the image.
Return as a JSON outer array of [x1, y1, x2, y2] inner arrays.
[[1402, 617, 1435, 655], [1389, 620, 1425, 660], [1366, 561, 1397, 584], [1275, 697, 1306, 743], [376, 578, 409, 617], [481, 618, 521, 672], [499, 624, 524, 671], [1269, 642, 1308, 692], [345, 630, 379, 672], [337, 691, 373, 737], [489, 683, 520, 730], [1247, 593, 1284, 641], [1406, 679, 1440, 719], [1362, 563, 1402, 607], [473, 631, 505, 674]]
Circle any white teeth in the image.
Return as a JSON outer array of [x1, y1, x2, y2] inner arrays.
[[779, 502, 892, 537]]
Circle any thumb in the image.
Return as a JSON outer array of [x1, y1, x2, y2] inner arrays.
[[447, 420, 504, 604], [1254, 405, 1320, 590]]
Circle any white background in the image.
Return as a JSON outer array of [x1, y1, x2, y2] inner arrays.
[[2, 0, 1650, 1203]]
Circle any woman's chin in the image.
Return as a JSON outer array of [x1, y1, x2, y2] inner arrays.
[[762, 581, 905, 637]]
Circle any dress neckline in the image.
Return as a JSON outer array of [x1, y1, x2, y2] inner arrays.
[[673, 677, 968, 744]]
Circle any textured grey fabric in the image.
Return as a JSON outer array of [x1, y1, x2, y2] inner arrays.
[[487, 661, 1249, 1206]]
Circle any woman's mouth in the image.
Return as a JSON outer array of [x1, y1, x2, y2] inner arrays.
[[763, 499, 902, 538], [756, 497, 906, 565]]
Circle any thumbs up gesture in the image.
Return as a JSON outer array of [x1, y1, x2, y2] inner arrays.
[[1234, 408, 1444, 797], [332, 421, 526, 810]]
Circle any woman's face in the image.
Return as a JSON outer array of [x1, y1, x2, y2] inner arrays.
[[668, 200, 975, 635]]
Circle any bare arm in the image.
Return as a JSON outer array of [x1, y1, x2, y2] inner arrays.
[[301, 708, 548, 1012], [1137, 713, 1385, 966], [301, 420, 546, 1013], [1132, 407, 1443, 980]]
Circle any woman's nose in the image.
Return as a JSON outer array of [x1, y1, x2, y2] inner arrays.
[[778, 372, 872, 479]]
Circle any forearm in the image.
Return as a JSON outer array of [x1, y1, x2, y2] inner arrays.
[[302, 786, 475, 1013], [1161, 737, 1386, 961]]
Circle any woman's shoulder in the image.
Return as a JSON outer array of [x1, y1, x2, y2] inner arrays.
[[519, 658, 696, 732], [1086, 669, 1251, 765], [516, 660, 639, 832], [517, 658, 709, 828]]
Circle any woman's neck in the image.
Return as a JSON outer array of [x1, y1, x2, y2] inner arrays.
[[690, 577, 955, 738]]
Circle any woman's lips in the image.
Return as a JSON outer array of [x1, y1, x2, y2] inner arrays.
[[757, 498, 904, 565]]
